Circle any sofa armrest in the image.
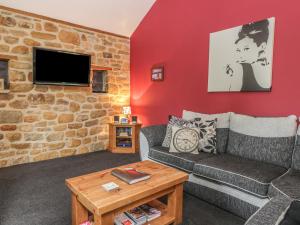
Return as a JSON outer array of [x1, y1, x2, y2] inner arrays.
[[244, 196, 291, 225], [139, 125, 167, 161]]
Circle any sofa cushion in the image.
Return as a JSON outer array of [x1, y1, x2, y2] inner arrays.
[[182, 110, 231, 153], [193, 154, 287, 197], [292, 127, 300, 170], [227, 113, 297, 168], [268, 169, 300, 200], [162, 115, 204, 148], [149, 146, 214, 172], [169, 126, 201, 154], [293, 145, 300, 171]]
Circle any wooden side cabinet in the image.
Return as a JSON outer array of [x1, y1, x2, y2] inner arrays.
[[108, 123, 142, 153]]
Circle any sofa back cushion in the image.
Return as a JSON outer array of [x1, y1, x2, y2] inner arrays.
[[227, 113, 297, 168], [292, 126, 300, 170], [182, 110, 230, 153]]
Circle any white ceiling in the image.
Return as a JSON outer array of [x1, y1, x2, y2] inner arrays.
[[0, 0, 156, 37]]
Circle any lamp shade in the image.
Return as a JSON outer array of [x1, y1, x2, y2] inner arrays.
[[122, 106, 131, 115]]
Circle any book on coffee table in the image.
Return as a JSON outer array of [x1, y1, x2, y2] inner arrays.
[[111, 168, 150, 184]]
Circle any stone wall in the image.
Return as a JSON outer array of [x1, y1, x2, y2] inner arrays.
[[0, 7, 130, 168]]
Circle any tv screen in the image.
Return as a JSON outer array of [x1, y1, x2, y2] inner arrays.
[[33, 48, 91, 86]]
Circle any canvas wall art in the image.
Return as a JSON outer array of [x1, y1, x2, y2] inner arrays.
[[208, 17, 275, 92]]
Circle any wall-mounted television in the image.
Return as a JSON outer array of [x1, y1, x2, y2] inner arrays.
[[33, 47, 91, 86]]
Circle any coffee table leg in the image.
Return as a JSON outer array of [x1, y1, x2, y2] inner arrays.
[[72, 194, 88, 225], [94, 213, 114, 225], [167, 184, 184, 225]]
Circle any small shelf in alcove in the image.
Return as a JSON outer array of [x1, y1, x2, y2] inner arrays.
[[0, 55, 13, 94], [91, 65, 112, 93]]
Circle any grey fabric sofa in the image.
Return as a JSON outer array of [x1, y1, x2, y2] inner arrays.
[[247, 130, 300, 225], [139, 112, 300, 224], [268, 129, 300, 200]]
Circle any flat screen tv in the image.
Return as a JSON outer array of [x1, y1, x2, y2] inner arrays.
[[33, 47, 91, 86]]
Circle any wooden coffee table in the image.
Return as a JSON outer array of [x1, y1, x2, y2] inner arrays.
[[65, 160, 188, 225]]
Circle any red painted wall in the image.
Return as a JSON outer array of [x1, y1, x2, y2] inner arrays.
[[130, 0, 300, 126]]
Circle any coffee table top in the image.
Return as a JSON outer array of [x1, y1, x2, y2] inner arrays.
[[65, 160, 188, 215]]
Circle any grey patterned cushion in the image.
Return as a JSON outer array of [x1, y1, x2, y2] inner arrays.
[[215, 128, 229, 153], [268, 169, 300, 200], [193, 154, 287, 197], [228, 113, 297, 168], [228, 131, 296, 168], [293, 145, 300, 171], [292, 132, 300, 170], [149, 146, 214, 172], [182, 110, 231, 153]]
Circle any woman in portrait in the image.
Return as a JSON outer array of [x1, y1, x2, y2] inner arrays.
[[226, 19, 272, 91]]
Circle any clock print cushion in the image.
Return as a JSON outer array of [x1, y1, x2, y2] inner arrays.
[[162, 115, 202, 148], [182, 110, 230, 153], [169, 119, 217, 154], [169, 126, 201, 154]]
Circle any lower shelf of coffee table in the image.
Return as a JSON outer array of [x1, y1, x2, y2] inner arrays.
[[141, 200, 175, 225], [88, 199, 175, 225]]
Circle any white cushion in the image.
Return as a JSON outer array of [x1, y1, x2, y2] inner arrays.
[[182, 110, 231, 128], [230, 113, 297, 137]]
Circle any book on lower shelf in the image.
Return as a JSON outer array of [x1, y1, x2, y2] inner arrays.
[[116, 141, 132, 147], [114, 204, 161, 225], [115, 213, 135, 225], [126, 207, 147, 224], [139, 203, 161, 221]]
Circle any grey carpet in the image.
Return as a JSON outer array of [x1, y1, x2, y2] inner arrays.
[[182, 194, 245, 225], [0, 151, 245, 225]]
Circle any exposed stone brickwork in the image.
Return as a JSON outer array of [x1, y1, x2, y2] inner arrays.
[[0, 8, 130, 168]]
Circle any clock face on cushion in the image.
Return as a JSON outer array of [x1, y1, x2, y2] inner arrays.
[[173, 128, 199, 153]]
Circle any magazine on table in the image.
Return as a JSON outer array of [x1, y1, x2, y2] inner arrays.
[[111, 168, 150, 184]]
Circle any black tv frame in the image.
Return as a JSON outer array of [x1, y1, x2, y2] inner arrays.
[[33, 47, 91, 87]]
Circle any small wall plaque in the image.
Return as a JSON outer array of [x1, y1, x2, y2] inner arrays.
[[151, 66, 164, 81]]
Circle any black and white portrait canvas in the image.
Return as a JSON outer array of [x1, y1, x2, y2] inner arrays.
[[208, 17, 275, 92]]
